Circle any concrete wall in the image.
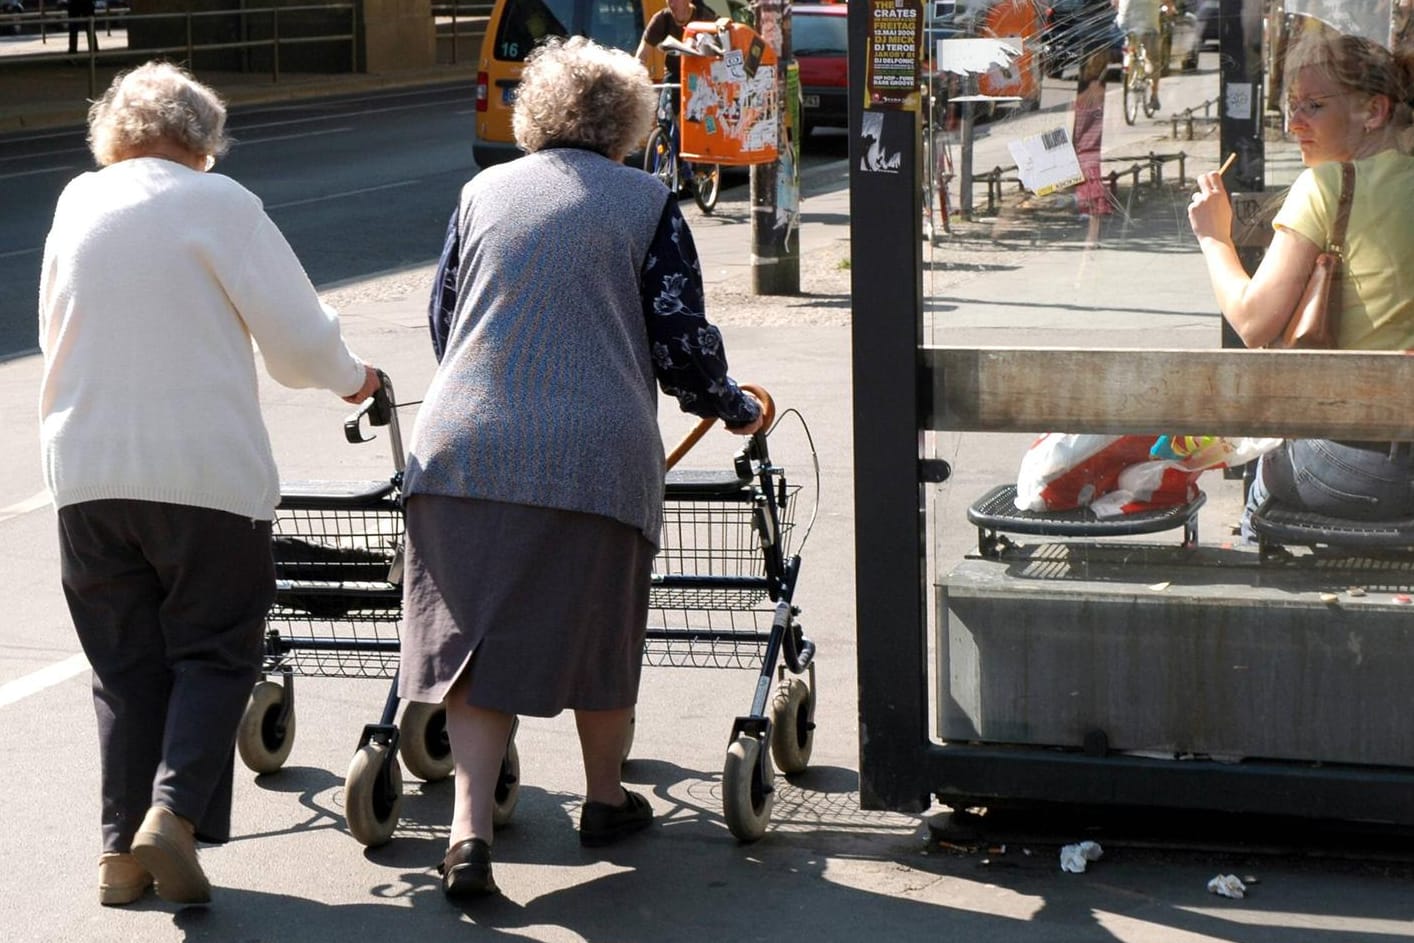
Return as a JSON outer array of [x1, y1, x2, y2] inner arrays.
[[363, 0, 434, 72], [126, 0, 434, 74]]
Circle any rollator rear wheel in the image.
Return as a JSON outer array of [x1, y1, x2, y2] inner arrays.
[[237, 680, 295, 774], [722, 733, 774, 842], [493, 736, 520, 828], [345, 743, 402, 847], [769, 677, 815, 775], [399, 700, 453, 782]]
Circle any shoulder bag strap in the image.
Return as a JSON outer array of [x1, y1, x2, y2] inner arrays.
[[1329, 161, 1355, 255]]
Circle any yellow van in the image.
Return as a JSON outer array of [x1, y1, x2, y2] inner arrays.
[[472, 0, 735, 168]]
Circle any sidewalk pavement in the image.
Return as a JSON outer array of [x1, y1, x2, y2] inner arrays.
[[6, 62, 1410, 942]]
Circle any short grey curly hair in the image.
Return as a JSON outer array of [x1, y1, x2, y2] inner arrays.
[[88, 61, 230, 167], [512, 36, 655, 160]]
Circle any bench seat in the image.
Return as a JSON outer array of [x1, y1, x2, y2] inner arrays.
[[1250, 501, 1414, 557], [967, 483, 1205, 557]]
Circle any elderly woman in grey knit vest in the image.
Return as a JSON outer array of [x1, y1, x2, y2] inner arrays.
[[404, 36, 763, 899]]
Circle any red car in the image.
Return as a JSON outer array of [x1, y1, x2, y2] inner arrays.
[[794, 3, 848, 139]]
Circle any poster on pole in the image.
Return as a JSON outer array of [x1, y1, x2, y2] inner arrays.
[[865, 0, 922, 110]]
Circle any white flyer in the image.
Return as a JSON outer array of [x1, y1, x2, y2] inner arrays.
[[1007, 126, 1084, 197]]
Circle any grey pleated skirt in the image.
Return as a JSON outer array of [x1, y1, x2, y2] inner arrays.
[[398, 493, 653, 716]]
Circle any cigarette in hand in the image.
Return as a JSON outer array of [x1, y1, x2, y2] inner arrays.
[[1219, 153, 1237, 176]]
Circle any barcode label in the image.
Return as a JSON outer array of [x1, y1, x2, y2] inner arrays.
[[1041, 128, 1068, 150]]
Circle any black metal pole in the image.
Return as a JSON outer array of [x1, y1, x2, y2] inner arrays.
[[1217, 0, 1264, 350], [848, 0, 931, 813]]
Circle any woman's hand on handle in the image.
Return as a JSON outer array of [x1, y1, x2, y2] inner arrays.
[[726, 384, 772, 437], [342, 364, 382, 405], [727, 391, 767, 436]]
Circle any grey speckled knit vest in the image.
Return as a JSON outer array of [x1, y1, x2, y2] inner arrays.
[[404, 148, 673, 543]]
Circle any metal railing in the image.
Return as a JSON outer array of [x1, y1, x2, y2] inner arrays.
[[963, 149, 1193, 217], [0, 4, 357, 99], [431, 0, 493, 65], [1168, 96, 1220, 140]]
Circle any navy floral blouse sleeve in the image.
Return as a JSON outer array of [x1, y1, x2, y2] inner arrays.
[[427, 205, 459, 363], [640, 201, 761, 428]]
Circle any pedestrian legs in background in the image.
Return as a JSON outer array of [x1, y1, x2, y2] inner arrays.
[[1072, 50, 1112, 248], [67, 6, 98, 56]]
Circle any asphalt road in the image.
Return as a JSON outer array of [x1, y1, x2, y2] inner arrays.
[[0, 81, 872, 362]]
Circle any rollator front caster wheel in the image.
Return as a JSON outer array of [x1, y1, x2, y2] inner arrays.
[[493, 735, 520, 828], [345, 742, 402, 847], [722, 733, 773, 842], [399, 700, 453, 782], [769, 677, 815, 775], [237, 680, 295, 774]]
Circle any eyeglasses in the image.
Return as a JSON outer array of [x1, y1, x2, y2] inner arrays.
[[1284, 93, 1344, 119]]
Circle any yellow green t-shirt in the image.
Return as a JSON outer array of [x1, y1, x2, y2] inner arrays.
[[1272, 148, 1414, 350]]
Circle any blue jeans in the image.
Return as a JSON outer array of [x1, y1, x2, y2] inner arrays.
[[1244, 439, 1414, 534]]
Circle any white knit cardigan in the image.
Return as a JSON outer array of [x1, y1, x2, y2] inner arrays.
[[39, 157, 366, 520]]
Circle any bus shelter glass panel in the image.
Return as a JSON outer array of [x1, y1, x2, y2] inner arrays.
[[917, 0, 1379, 751]]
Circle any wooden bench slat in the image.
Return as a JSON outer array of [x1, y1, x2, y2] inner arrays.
[[924, 347, 1414, 439]]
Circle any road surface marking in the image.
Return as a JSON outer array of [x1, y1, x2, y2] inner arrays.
[[238, 127, 352, 145], [0, 653, 89, 709], [267, 179, 419, 211], [0, 165, 77, 181], [0, 491, 50, 524]]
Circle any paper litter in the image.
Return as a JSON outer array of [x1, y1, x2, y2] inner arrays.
[[1207, 874, 1247, 899]]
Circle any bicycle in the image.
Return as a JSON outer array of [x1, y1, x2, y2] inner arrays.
[[644, 83, 722, 213], [1122, 29, 1159, 125]]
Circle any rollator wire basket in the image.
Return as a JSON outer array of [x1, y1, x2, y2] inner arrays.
[[264, 373, 406, 680], [267, 483, 405, 679], [647, 472, 802, 668]]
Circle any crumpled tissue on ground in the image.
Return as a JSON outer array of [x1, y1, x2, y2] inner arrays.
[[1059, 840, 1103, 873], [1207, 874, 1247, 898]]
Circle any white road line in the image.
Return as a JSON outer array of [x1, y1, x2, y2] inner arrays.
[[237, 127, 352, 145], [0, 165, 76, 181], [267, 179, 419, 211], [0, 491, 50, 524], [0, 653, 89, 709], [234, 96, 454, 132], [0, 246, 41, 260]]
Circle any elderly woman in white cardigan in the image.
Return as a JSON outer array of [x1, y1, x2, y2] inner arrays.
[[39, 61, 379, 908]]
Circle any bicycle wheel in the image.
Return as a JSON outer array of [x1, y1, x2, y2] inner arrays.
[[643, 126, 676, 192], [691, 163, 721, 213], [1122, 45, 1142, 125]]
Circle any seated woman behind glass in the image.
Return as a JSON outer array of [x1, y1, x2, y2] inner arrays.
[[1187, 30, 1414, 525]]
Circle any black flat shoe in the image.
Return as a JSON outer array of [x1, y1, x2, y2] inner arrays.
[[579, 789, 653, 848], [438, 838, 498, 899]]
